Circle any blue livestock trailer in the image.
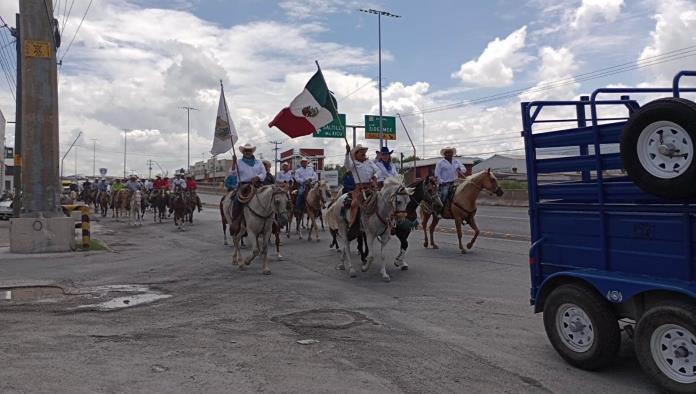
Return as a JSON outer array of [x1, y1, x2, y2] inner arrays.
[[523, 71, 696, 393]]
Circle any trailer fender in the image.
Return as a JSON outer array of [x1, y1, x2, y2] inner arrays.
[[534, 271, 696, 313]]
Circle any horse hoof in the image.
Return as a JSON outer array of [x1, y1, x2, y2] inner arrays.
[[401, 265, 409, 271], [382, 276, 391, 283], [337, 264, 345, 271], [277, 255, 283, 261], [349, 271, 357, 278], [238, 265, 247, 271], [466, 243, 473, 250], [432, 244, 439, 249], [315, 238, 320, 243], [423, 243, 428, 248], [461, 249, 468, 254], [224, 241, 228, 246], [262, 270, 272, 275]]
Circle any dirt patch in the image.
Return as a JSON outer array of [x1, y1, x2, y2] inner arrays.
[[272, 308, 374, 330]]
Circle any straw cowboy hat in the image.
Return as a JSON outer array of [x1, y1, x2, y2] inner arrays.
[[440, 146, 457, 156], [238, 143, 256, 153], [299, 157, 309, 163], [262, 160, 272, 167], [351, 144, 370, 157], [281, 162, 290, 167]]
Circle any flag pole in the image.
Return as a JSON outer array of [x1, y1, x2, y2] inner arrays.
[[315, 61, 365, 186], [220, 80, 238, 164]]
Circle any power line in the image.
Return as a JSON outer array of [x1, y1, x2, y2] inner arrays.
[[60, 0, 75, 38], [59, 0, 92, 64]]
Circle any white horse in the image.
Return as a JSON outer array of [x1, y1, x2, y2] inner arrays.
[[228, 185, 290, 275], [128, 189, 143, 226], [326, 176, 413, 282]]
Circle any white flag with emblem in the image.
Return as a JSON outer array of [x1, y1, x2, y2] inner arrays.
[[210, 82, 238, 155]]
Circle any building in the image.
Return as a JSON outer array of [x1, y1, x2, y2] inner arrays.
[[279, 148, 324, 171], [402, 156, 477, 182], [472, 154, 527, 175], [191, 157, 235, 182], [0, 109, 4, 193]]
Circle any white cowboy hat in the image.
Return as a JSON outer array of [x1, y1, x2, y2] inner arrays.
[[238, 143, 256, 153], [351, 144, 369, 157], [440, 146, 457, 156], [299, 157, 308, 163], [281, 162, 290, 167], [262, 160, 272, 167]]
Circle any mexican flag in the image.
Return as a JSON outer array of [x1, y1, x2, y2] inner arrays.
[[210, 82, 238, 155], [268, 67, 338, 138]]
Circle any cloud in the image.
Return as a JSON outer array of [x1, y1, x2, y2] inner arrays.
[[639, 0, 696, 84], [451, 26, 531, 87], [520, 46, 579, 102], [570, 0, 624, 29], [278, 0, 362, 20]]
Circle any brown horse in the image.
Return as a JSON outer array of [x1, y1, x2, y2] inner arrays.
[[113, 189, 132, 220], [99, 191, 110, 217], [420, 169, 503, 253]]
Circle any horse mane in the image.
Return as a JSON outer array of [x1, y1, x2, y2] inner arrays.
[[455, 171, 490, 193], [383, 175, 404, 188]]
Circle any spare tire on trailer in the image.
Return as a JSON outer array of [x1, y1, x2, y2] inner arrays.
[[621, 97, 696, 199]]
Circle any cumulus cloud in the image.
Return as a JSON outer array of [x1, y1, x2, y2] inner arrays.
[[451, 26, 531, 87], [639, 0, 696, 84], [520, 46, 579, 102], [278, 0, 362, 20], [570, 0, 624, 29]]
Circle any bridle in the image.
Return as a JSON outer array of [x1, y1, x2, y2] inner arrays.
[[247, 187, 289, 220]]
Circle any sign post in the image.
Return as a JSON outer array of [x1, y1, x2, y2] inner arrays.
[[313, 113, 346, 138], [365, 115, 396, 140]]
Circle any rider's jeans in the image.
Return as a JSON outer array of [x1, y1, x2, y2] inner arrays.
[[295, 184, 305, 209]]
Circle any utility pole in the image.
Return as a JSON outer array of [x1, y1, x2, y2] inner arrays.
[[122, 129, 130, 179], [18, 0, 62, 217], [360, 8, 400, 149], [74, 144, 77, 177], [269, 140, 283, 174], [179, 106, 199, 173], [147, 159, 152, 179], [11, 13, 22, 216], [60, 131, 81, 179], [90, 138, 96, 177]]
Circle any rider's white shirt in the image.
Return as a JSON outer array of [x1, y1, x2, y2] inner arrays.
[[171, 178, 187, 190], [276, 170, 294, 183], [375, 160, 397, 182], [344, 153, 379, 183], [435, 158, 463, 184], [236, 158, 266, 183], [294, 166, 317, 184]]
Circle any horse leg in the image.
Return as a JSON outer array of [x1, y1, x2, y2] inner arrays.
[[342, 235, 357, 278], [361, 230, 377, 273], [232, 233, 241, 266], [422, 211, 430, 248], [454, 218, 466, 254], [394, 228, 409, 270], [466, 216, 480, 250], [429, 217, 440, 249], [275, 230, 282, 260], [296, 213, 303, 239], [378, 235, 391, 282], [261, 229, 272, 275], [320, 214, 325, 231], [242, 231, 260, 267], [359, 232, 369, 263]]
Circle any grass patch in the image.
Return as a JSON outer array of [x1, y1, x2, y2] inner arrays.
[[498, 180, 528, 190], [87, 239, 108, 251]]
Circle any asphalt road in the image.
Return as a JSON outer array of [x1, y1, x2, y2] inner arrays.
[[0, 206, 656, 393]]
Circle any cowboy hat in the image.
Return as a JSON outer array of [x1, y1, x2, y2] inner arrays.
[[440, 146, 457, 156], [281, 162, 290, 167], [379, 146, 394, 155], [299, 157, 308, 163], [262, 160, 272, 167], [238, 143, 256, 153], [351, 144, 369, 157]]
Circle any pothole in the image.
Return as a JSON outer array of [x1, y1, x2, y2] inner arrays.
[[272, 309, 373, 330], [0, 284, 170, 312]]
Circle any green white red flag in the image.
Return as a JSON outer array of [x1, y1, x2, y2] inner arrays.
[[268, 66, 338, 138]]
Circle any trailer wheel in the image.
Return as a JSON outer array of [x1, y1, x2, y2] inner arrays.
[[543, 284, 620, 370], [621, 98, 696, 199], [635, 302, 696, 393]]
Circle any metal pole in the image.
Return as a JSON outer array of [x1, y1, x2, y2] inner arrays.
[[12, 13, 21, 216], [378, 12, 383, 149], [74, 144, 77, 176], [122, 129, 129, 179], [60, 131, 81, 179], [352, 126, 356, 147], [91, 138, 96, 178], [422, 112, 425, 158], [179, 106, 199, 173]]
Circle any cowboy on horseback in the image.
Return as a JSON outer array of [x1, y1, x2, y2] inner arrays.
[[294, 157, 317, 209], [434, 146, 464, 207], [185, 174, 203, 212], [125, 174, 143, 191], [153, 175, 166, 190], [228, 143, 266, 234], [276, 162, 294, 186], [343, 144, 379, 226], [262, 160, 275, 185], [375, 146, 398, 187], [171, 171, 187, 192], [96, 178, 109, 202]]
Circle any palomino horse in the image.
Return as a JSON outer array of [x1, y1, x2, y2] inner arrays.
[[392, 176, 443, 270], [128, 190, 143, 226], [421, 169, 503, 253], [326, 176, 414, 282], [113, 189, 132, 220], [303, 180, 331, 242], [227, 185, 290, 275]]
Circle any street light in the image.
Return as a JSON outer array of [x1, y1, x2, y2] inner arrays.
[[359, 8, 401, 149], [179, 106, 199, 173]]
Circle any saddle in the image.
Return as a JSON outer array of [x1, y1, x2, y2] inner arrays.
[[228, 184, 257, 235]]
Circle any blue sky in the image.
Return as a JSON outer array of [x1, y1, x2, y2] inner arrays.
[[0, 0, 695, 176]]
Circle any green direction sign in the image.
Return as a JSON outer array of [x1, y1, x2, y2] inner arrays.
[[313, 113, 346, 138], [364, 115, 396, 140]]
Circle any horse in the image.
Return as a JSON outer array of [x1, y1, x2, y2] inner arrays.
[[170, 191, 188, 231], [113, 189, 132, 220], [421, 169, 503, 253], [326, 176, 414, 282], [220, 191, 247, 249], [391, 176, 443, 270], [150, 189, 168, 223], [303, 180, 330, 242], [184, 190, 201, 223], [99, 191, 111, 217], [128, 190, 143, 226], [227, 185, 291, 275]]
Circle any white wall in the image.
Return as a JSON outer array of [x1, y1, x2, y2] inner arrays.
[[472, 155, 527, 174]]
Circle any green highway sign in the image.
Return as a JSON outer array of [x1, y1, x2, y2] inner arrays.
[[313, 113, 346, 138], [364, 115, 396, 140]]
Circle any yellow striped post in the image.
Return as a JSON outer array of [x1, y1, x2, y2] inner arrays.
[[61, 204, 91, 249]]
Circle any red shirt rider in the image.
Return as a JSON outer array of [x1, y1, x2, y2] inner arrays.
[[153, 176, 166, 190], [186, 176, 197, 191], [163, 177, 172, 190]]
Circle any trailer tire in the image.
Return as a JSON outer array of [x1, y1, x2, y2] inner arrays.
[[543, 284, 620, 370], [635, 301, 696, 393], [621, 97, 696, 199]]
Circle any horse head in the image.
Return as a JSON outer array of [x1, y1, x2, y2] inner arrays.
[[482, 168, 504, 197], [272, 186, 291, 227], [383, 176, 414, 218], [422, 175, 444, 212]]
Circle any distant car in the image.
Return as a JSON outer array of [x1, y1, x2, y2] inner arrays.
[[0, 199, 13, 220]]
